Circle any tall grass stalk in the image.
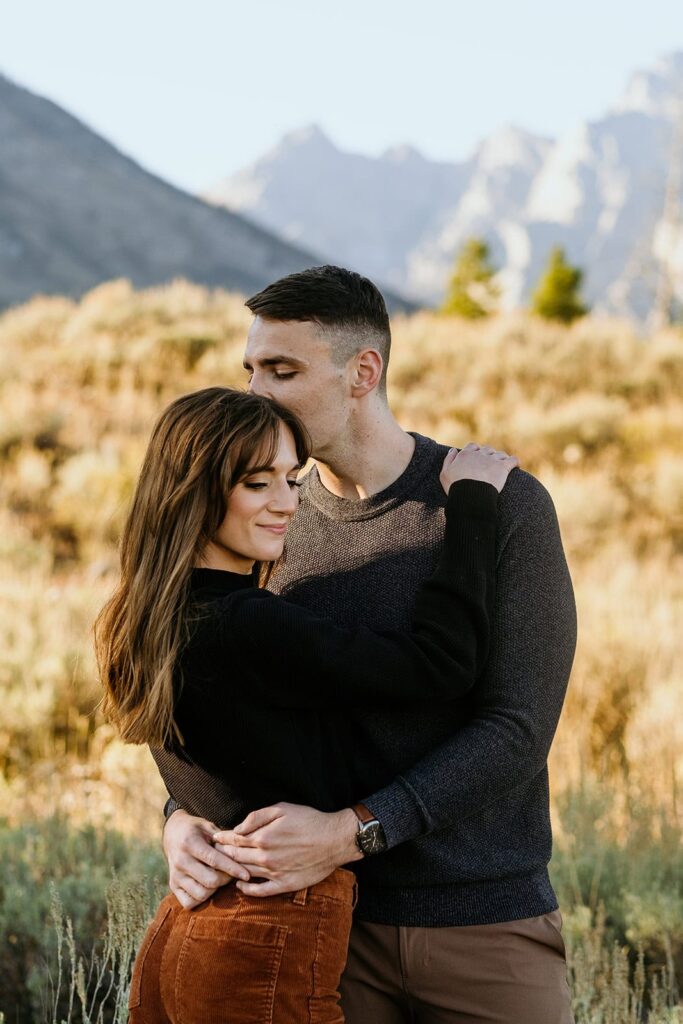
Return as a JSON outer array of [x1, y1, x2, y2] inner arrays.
[[43, 877, 159, 1024]]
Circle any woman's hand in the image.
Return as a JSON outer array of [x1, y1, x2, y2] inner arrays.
[[440, 443, 519, 495]]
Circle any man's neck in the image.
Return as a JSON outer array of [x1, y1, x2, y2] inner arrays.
[[315, 414, 415, 500]]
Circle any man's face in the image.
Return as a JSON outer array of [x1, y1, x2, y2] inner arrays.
[[243, 317, 351, 457]]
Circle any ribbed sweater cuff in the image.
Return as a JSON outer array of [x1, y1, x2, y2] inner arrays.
[[363, 776, 429, 848], [446, 478, 499, 520], [440, 479, 498, 576]]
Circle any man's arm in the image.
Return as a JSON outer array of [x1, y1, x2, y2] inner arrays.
[[216, 474, 576, 893], [153, 748, 252, 908], [357, 474, 576, 845]]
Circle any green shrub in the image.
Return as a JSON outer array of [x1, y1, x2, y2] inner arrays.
[[0, 817, 165, 1022]]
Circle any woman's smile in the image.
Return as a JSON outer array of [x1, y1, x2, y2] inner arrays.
[[258, 522, 289, 535]]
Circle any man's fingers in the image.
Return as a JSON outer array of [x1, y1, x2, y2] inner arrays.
[[213, 842, 248, 860], [214, 845, 274, 874], [213, 831, 262, 850], [172, 887, 197, 910], [174, 886, 207, 910], [212, 829, 253, 847], [235, 879, 284, 898], [233, 805, 284, 835], [171, 873, 214, 906], [175, 845, 251, 884], [180, 834, 251, 879]]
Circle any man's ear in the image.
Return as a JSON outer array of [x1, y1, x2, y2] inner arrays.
[[351, 349, 383, 396]]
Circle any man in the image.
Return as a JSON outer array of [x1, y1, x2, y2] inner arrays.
[[157, 265, 576, 1022]]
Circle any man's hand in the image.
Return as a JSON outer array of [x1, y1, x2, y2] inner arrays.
[[212, 803, 363, 897], [163, 809, 251, 909]]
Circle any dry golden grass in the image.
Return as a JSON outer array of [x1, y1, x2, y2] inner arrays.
[[0, 280, 680, 831], [0, 281, 681, 1019]]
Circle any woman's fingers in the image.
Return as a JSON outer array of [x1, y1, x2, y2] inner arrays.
[[440, 441, 520, 495]]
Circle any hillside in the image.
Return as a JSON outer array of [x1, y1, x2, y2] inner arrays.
[[0, 75, 411, 313]]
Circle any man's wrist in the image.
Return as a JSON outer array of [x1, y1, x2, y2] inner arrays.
[[333, 808, 364, 864], [350, 802, 388, 856], [163, 796, 181, 821]]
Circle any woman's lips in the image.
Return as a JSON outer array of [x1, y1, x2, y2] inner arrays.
[[258, 524, 288, 534]]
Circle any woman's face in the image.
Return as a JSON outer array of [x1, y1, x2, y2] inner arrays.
[[210, 422, 302, 574]]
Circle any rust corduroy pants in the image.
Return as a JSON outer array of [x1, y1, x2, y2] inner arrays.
[[128, 867, 357, 1024]]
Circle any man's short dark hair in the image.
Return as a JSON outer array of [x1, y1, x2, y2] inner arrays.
[[246, 266, 391, 395]]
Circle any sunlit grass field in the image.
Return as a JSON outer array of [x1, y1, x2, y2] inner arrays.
[[0, 280, 681, 1021]]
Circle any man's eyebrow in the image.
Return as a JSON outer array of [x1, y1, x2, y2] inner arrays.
[[242, 355, 307, 370]]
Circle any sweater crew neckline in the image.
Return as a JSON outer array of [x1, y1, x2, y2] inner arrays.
[[190, 567, 256, 597], [303, 433, 441, 522]]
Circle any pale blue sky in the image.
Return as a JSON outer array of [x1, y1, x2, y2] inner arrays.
[[2, 0, 682, 192]]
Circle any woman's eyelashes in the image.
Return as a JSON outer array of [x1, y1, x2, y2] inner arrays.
[[243, 479, 302, 490]]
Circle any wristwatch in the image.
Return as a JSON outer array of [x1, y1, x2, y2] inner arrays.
[[352, 802, 388, 856]]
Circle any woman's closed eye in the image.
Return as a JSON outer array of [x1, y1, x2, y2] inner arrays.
[[243, 479, 302, 490]]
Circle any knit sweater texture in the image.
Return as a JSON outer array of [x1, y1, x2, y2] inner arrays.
[[157, 433, 576, 927], [164, 479, 497, 823]]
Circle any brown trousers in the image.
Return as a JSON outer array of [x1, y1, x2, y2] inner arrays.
[[340, 911, 574, 1024], [128, 867, 356, 1024]]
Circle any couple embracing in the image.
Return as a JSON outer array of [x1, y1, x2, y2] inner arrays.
[[98, 265, 577, 1023]]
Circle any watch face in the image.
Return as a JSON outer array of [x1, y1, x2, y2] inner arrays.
[[358, 820, 387, 856]]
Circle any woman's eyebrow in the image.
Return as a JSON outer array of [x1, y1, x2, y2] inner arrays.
[[245, 462, 304, 476]]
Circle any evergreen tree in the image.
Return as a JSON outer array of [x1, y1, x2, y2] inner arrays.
[[440, 238, 499, 319], [531, 246, 588, 324]]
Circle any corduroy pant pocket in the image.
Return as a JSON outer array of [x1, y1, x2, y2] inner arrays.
[[172, 916, 288, 1024], [130, 868, 356, 1023]]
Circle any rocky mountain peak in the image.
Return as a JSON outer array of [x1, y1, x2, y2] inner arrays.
[[613, 50, 683, 117]]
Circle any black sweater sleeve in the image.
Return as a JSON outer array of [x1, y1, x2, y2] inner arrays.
[[212, 479, 499, 708]]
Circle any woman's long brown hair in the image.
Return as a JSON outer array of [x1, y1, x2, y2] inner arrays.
[[95, 387, 310, 747]]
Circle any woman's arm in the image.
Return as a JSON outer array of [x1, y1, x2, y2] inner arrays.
[[215, 477, 501, 708]]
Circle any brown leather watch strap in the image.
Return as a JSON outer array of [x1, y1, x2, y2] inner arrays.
[[351, 802, 375, 824]]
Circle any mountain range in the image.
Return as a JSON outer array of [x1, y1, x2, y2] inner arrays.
[[0, 75, 412, 313], [205, 53, 683, 319]]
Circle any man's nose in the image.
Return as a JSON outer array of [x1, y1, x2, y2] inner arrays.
[[247, 372, 270, 398]]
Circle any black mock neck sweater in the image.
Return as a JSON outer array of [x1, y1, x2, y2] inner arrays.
[[162, 478, 497, 829], [156, 433, 576, 928]]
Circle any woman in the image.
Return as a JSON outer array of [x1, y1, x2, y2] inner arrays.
[[96, 386, 517, 1024]]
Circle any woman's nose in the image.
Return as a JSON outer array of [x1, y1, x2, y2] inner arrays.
[[270, 482, 299, 514]]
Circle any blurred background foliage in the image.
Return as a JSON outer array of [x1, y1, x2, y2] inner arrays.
[[0, 279, 681, 1020]]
